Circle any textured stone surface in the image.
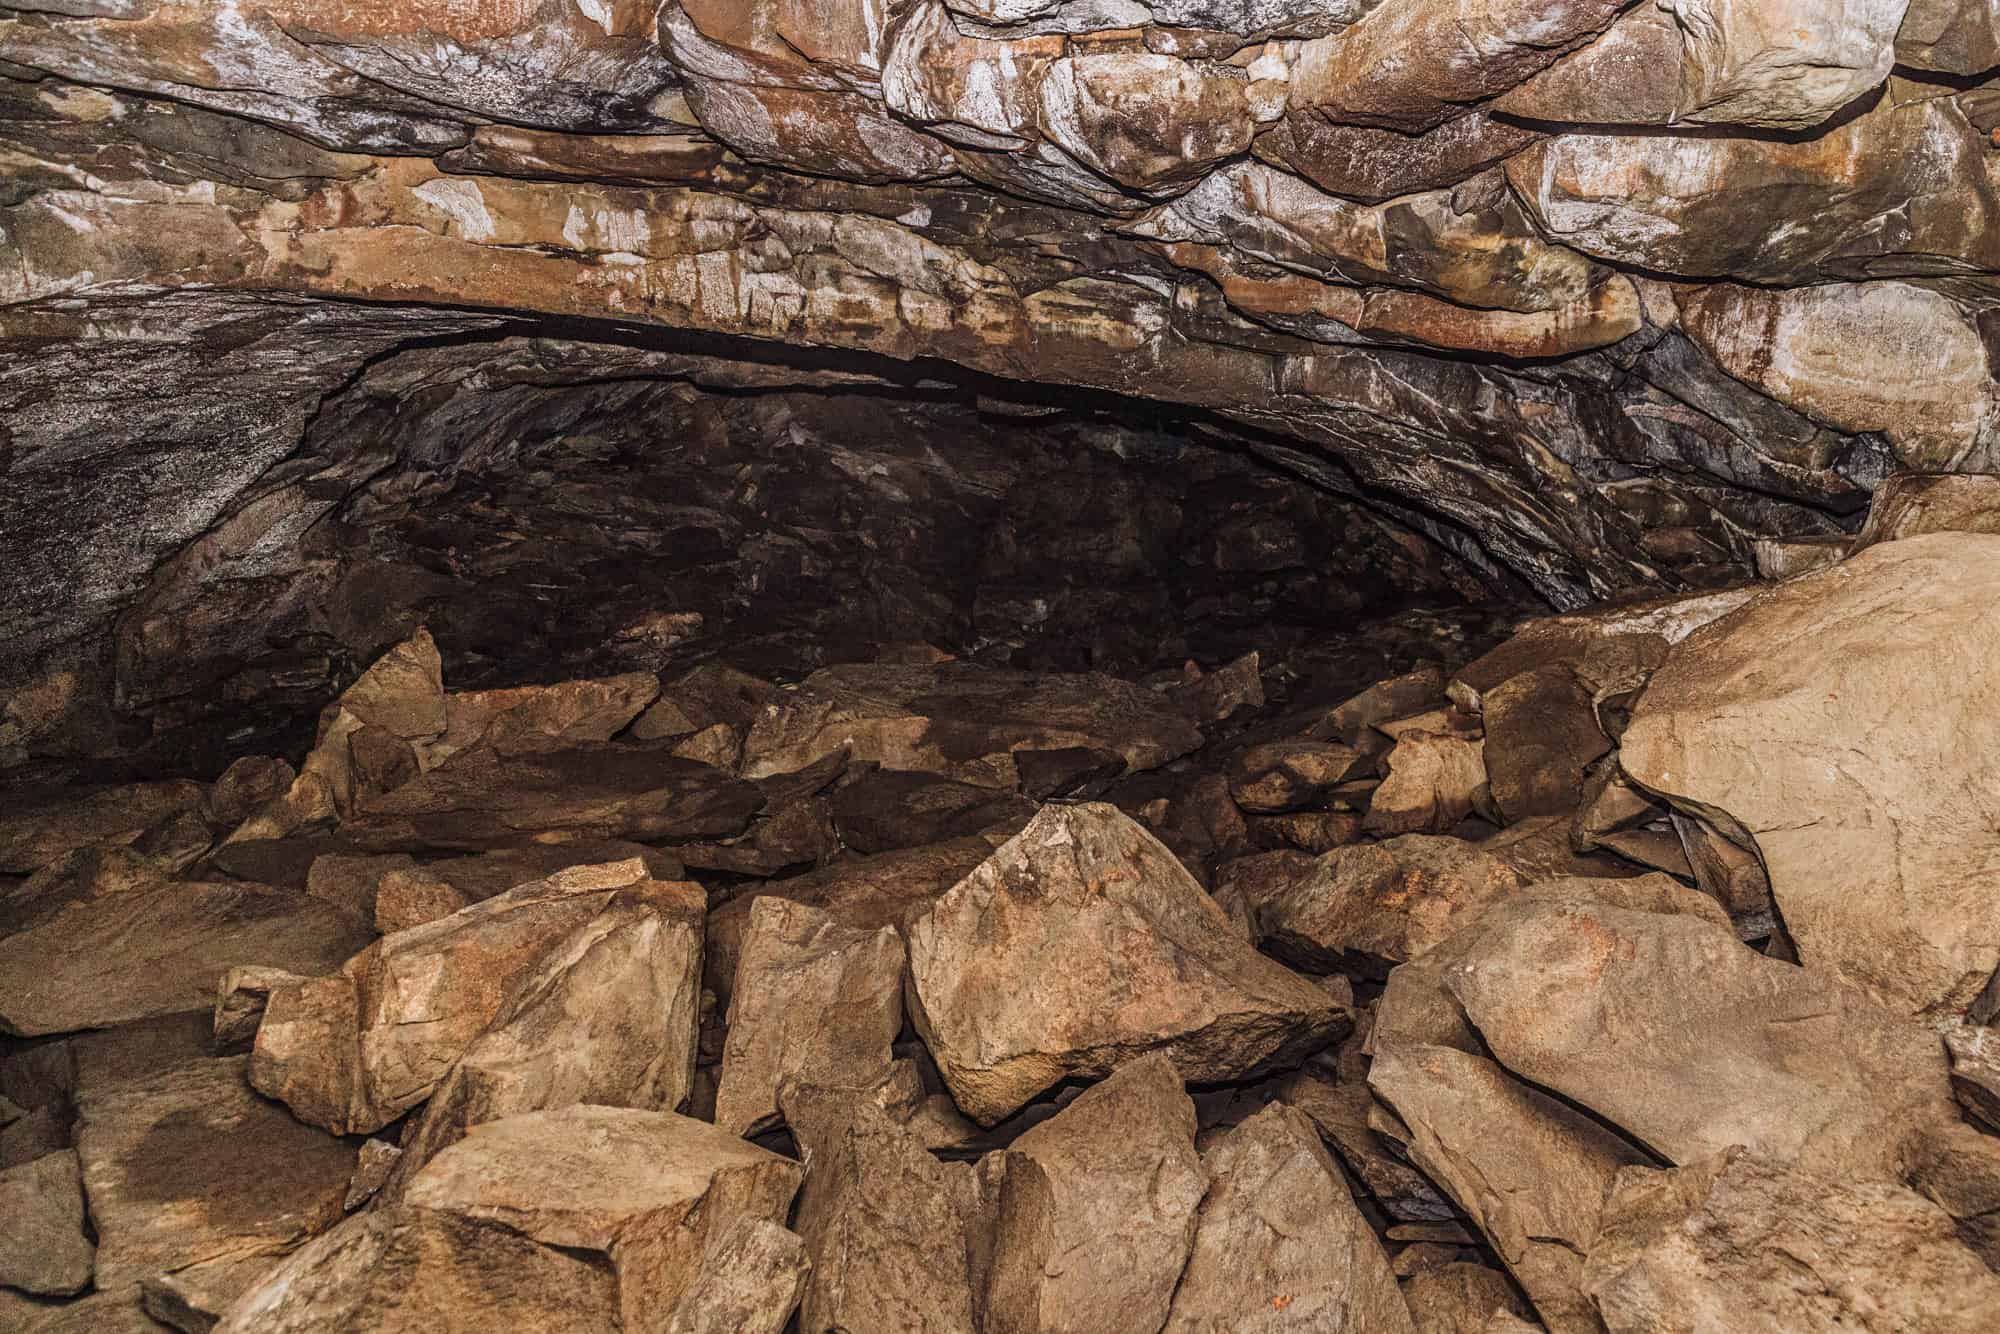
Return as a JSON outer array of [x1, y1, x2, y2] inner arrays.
[[0, 1150, 93, 1296], [907, 804, 1349, 1124]]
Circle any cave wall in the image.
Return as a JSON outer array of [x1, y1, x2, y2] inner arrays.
[[4, 0, 1998, 766]]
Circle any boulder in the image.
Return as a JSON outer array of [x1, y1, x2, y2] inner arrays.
[[1478, 665, 1608, 822], [250, 860, 670, 1133], [785, 1078, 984, 1334], [0, 779, 208, 874], [1371, 1043, 1646, 1333], [1251, 835, 1526, 975], [0, 880, 370, 1036], [343, 743, 763, 853], [213, 964, 311, 1049], [0, 846, 162, 937], [403, 1106, 804, 1324], [381, 884, 705, 1198], [0, 1150, 93, 1296], [1402, 1264, 1534, 1334], [1365, 729, 1487, 835], [714, 898, 905, 1137], [1271, 1063, 1458, 1223], [1583, 1149, 2000, 1333], [1162, 1103, 1414, 1333], [738, 662, 1202, 788], [1851, 472, 2000, 552], [1621, 533, 2000, 1016], [981, 1054, 1206, 1334], [304, 851, 417, 920], [214, 1207, 621, 1334], [427, 671, 660, 762], [660, 1217, 810, 1334], [1227, 739, 1366, 813], [203, 756, 296, 830], [75, 1056, 355, 1300], [373, 839, 685, 932], [907, 804, 1350, 1124], [828, 768, 1037, 853]]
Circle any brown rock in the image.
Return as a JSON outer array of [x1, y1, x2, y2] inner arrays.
[[344, 743, 763, 853], [982, 1054, 1205, 1334], [1228, 738, 1366, 813], [1850, 471, 2000, 552], [1945, 1024, 2000, 1134], [829, 768, 1037, 853], [1365, 730, 1487, 835], [0, 1150, 93, 1296], [0, 779, 207, 874], [404, 1106, 804, 1325], [1583, 1149, 2000, 1333], [1669, 812, 1774, 937], [714, 898, 904, 1137], [214, 1206, 621, 1334], [1371, 1043, 1646, 1333], [1621, 533, 2000, 1016], [0, 880, 370, 1037], [431, 671, 660, 760], [1253, 835, 1526, 976], [907, 804, 1349, 1124], [739, 662, 1202, 788], [203, 756, 297, 830], [1403, 1264, 1533, 1334], [660, 1217, 809, 1334], [373, 839, 686, 933], [0, 846, 160, 937], [785, 1078, 982, 1334], [304, 851, 416, 920], [382, 884, 705, 1199], [212, 964, 310, 1049], [1479, 666, 1608, 822], [1273, 1063, 1458, 1222], [76, 1056, 355, 1298], [1163, 1102, 1415, 1333], [1174, 651, 1264, 727], [250, 859, 664, 1133]]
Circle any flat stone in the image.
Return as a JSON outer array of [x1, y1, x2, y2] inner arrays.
[[659, 1217, 809, 1334], [0, 880, 370, 1037], [0, 1150, 93, 1296], [1227, 739, 1366, 814], [0, 780, 208, 874], [1479, 665, 1608, 822], [829, 768, 1037, 853], [1402, 1263, 1533, 1334], [907, 804, 1349, 1124]]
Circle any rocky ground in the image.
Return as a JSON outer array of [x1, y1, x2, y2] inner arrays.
[[3, 479, 1999, 1332]]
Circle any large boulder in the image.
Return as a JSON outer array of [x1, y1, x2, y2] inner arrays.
[[1622, 533, 2000, 1017], [250, 859, 674, 1133], [0, 779, 207, 874], [906, 804, 1349, 1124], [981, 1054, 1206, 1334]]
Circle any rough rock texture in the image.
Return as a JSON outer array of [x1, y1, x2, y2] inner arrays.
[[1623, 533, 2000, 1017], [981, 1054, 1205, 1334], [0, 1150, 93, 1296], [906, 803, 1349, 1123], [660, 1217, 809, 1334]]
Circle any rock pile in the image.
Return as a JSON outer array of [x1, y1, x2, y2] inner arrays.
[[5, 523, 2000, 1332]]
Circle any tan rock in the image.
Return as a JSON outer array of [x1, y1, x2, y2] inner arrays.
[[373, 838, 685, 933], [1227, 738, 1366, 813], [1365, 729, 1487, 835], [304, 851, 417, 920], [1850, 471, 2000, 552], [1945, 1024, 2000, 1133], [0, 1149, 93, 1296], [203, 755, 297, 830], [404, 1106, 804, 1324], [1163, 1102, 1414, 1333], [1583, 1149, 2000, 1333], [0, 779, 207, 874], [0, 880, 370, 1037], [0, 846, 161, 937], [982, 1054, 1206, 1334], [426, 671, 660, 762], [1272, 1063, 1458, 1222], [660, 1217, 809, 1334], [381, 884, 705, 1198], [213, 964, 311, 1049], [1622, 533, 2000, 1016], [907, 804, 1349, 1124], [1479, 665, 1608, 822], [1402, 1263, 1534, 1334], [714, 898, 904, 1137], [76, 1056, 355, 1298], [1253, 111, 1538, 204], [250, 860, 665, 1133], [214, 1206, 621, 1333], [1371, 1043, 1646, 1333], [739, 662, 1201, 788]]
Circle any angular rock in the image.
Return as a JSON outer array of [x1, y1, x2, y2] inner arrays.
[[214, 1207, 621, 1334], [1583, 1149, 2000, 1333], [1227, 738, 1366, 813], [981, 1054, 1205, 1334], [0, 1149, 93, 1296], [404, 1106, 804, 1323], [1945, 1024, 2000, 1134], [1371, 1043, 1647, 1333], [382, 883, 705, 1198], [0, 846, 160, 937], [785, 1079, 983, 1334], [829, 768, 1037, 853], [250, 860, 668, 1133], [203, 756, 296, 830], [1253, 835, 1526, 975], [0, 880, 370, 1037], [1163, 1102, 1414, 1333], [344, 743, 762, 853], [1622, 533, 2000, 1016], [1851, 472, 2000, 552], [1365, 729, 1487, 835], [739, 662, 1202, 788], [907, 804, 1350, 1124], [1272, 1062, 1457, 1223], [715, 898, 904, 1137], [661, 1217, 809, 1334], [304, 851, 417, 920], [76, 1056, 356, 1298], [428, 671, 660, 761], [0, 779, 207, 874], [373, 838, 686, 932], [213, 964, 310, 1049], [1402, 1264, 1533, 1334], [1479, 665, 1608, 822]]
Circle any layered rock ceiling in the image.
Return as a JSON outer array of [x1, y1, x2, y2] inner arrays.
[[8, 0, 2000, 736]]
